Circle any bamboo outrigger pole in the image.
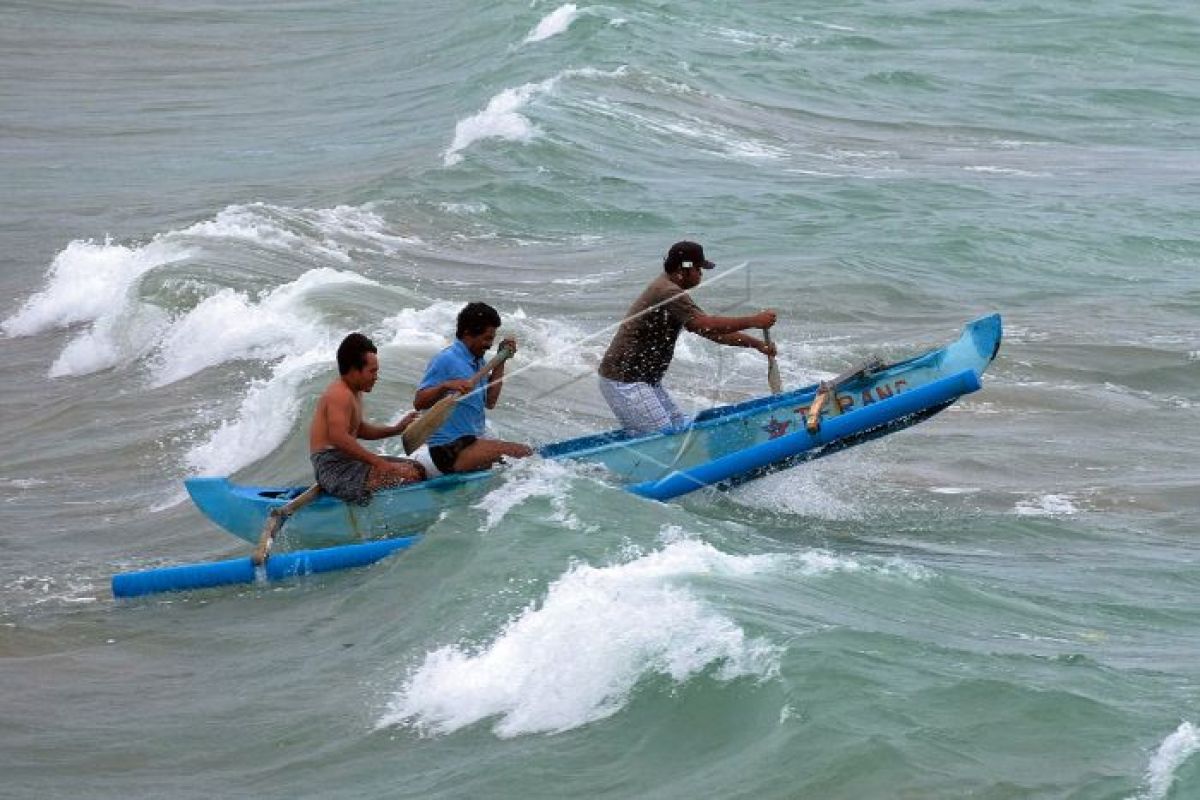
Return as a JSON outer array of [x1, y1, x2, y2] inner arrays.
[[252, 484, 323, 566]]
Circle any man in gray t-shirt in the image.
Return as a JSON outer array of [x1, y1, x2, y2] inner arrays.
[[598, 241, 778, 434]]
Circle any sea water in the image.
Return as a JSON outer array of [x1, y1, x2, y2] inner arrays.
[[2, 2, 1198, 797]]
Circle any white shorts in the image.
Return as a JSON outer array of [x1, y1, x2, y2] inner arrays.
[[598, 376, 689, 435], [407, 445, 442, 479]]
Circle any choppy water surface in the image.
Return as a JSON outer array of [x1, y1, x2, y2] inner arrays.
[[2, 2, 1198, 798]]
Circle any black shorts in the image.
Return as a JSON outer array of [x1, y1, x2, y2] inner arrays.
[[428, 435, 477, 474]]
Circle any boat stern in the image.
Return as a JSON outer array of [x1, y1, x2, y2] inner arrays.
[[185, 476, 275, 544]]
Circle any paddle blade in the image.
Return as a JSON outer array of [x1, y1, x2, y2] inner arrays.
[[402, 395, 457, 454], [763, 328, 782, 394]]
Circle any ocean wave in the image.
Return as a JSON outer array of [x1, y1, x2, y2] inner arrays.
[[442, 66, 627, 166], [1014, 493, 1079, 517], [182, 347, 330, 477], [1127, 721, 1198, 800], [2, 203, 419, 380], [471, 456, 594, 532], [151, 268, 375, 387], [2, 237, 188, 377], [522, 3, 581, 45], [790, 549, 934, 581], [378, 536, 781, 738]]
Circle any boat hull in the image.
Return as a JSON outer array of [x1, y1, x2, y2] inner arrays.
[[186, 314, 1001, 547]]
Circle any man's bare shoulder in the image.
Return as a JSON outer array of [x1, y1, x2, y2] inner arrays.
[[319, 378, 355, 403]]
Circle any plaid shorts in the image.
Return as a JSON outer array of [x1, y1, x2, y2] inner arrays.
[[598, 376, 689, 435]]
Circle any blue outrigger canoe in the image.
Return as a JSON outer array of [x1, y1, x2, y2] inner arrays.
[[114, 314, 1000, 597], [186, 314, 1001, 548]]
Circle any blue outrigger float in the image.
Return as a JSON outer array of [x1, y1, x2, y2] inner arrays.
[[113, 314, 1000, 598]]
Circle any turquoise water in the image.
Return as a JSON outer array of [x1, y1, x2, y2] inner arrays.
[[2, 2, 1198, 797]]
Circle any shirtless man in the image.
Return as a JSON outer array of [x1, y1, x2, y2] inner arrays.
[[309, 332, 424, 504]]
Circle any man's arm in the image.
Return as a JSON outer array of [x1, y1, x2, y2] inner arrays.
[[325, 393, 393, 469], [414, 352, 475, 410], [358, 411, 419, 441], [699, 330, 775, 355], [484, 337, 516, 409], [414, 380, 474, 410], [685, 310, 776, 336]]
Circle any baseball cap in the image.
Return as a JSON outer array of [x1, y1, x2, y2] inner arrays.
[[663, 240, 715, 271]]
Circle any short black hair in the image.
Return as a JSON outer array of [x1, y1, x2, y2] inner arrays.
[[456, 302, 502, 339], [336, 332, 377, 375]]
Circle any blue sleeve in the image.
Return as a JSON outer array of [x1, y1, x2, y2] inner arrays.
[[419, 350, 451, 390]]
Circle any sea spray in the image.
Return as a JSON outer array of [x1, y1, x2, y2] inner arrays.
[[523, 4, 581, 45], [1130, 722, 1199, 800], [380, 537, 781, 737]]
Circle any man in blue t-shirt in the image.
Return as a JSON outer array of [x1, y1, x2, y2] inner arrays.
[[415, 302, 533, 474]]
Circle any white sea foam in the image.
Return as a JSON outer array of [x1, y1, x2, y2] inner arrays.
[[438, 201, 489, 215], [7, 573, 100, 609], [5, 202, 423, 380], [792, 549, 934, 581], [5, 478, 47, 489], [172, 267, 397, 475], [379, 301, 464, 352], [1128, 722, 1199, 800], [1014, 493, 1079, 517], [472, 457, 588, 532], [379, 537, 781, 737], [804, 19, 855, 32], [184, 347, 330, 476], [603, 102, 788, 162], [523, 4, 580, 44], [308, 204, 422, 252], [5, 201, 445, 476], [150, 267, 374, 387], [383, 301, 603, 382], [504, 307, 604, 373], [443, 67, 625, 165], [3, 237, 189, 376], [50, 301, 171, 378], [712, 27, 798, 50], [963, 165, 1048, 178], [730, 447, 878, 520], [7, 201, 430, 468], [2, 237, 190, 339], [179, 204, 345, 263], [443, 80, 554, 166]]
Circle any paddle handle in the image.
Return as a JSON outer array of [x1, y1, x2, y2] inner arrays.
[[763, 328, 782, 395], [252, 483, 322, 565], [402, 344, 514, 455]]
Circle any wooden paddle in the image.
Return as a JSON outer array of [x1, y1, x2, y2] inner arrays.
[[401, 343, 514, 455], [763, 328, 782, 395], [252, 483, 322, 566]]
